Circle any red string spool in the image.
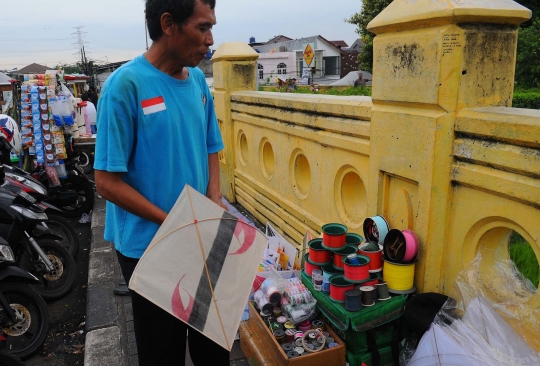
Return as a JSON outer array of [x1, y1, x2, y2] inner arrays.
[[308, 239, 332, 264], [304, 254, 321, 276], [343, 255, 370, 283], [358, 243, 383, 272], [332, 245, 357, 270], [321, 223, 348, 250], [329, 274, 354, 303]]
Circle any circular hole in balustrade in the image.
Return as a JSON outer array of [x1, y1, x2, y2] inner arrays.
[[336, 169, 366, 227], [260, 139, 275, 180], [238, 131, 248, 166], [509, 231, 539, 288], [291, 151, 311, 199]]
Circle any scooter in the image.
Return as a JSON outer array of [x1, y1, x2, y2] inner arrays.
[[0, 236, 49, 360], [0, 168, 76, 301], [4, 165, 81, 258], [26, 156, 95, 218]]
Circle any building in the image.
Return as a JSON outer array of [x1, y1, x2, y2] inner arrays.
[[340, 39, 364, 78], [252, 35, 346, 83]]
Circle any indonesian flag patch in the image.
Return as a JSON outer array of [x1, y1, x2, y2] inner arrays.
[[142, 96, 166, 115]]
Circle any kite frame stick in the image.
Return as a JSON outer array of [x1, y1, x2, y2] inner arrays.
[[186, 188, 231, 350]]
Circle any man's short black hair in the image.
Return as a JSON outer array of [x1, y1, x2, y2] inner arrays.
[[146, 0, 216, 41], [81, 93, 89, 102]]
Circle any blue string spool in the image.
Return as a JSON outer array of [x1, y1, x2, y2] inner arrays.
[[344, 289, 363, 312]]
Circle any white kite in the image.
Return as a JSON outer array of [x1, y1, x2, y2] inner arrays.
[[130, 185, 267, 350]]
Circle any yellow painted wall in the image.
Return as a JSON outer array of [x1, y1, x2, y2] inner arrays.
[[213, 0, 540, 349]]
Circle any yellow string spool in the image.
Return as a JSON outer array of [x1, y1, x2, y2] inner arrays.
[[383, 259, 416, 291]]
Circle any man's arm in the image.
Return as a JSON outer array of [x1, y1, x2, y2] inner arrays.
[[206, 153, 226, 209], [95, 170, 168, 225]]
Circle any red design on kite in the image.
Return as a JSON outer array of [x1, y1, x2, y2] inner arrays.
[[171, 274, 194, 321], [229, 221, 257, 256]]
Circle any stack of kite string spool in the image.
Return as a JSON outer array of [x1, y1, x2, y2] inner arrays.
[[303, 216, 420, 311]]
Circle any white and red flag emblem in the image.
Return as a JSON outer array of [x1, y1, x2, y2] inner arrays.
[[141, 96, 166, 115], [129, 185, 267, 350]]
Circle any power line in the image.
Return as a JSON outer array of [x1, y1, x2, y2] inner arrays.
[[0, 37, 72, 41], [85, 38, 143, 51]]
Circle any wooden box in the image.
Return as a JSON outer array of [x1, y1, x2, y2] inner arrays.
[[243, 302, 346, 366], [240, 320, 276, 366]]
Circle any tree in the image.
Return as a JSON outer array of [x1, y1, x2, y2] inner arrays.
[[515, 19, 540, 89], [54, 63, 82, 74], [346, 0, 392, 73]]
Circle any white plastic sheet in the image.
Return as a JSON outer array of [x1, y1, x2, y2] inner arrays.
[[408, 253, 540, 365]]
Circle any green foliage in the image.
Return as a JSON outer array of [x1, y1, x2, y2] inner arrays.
[[515, 19, 540, 89], [512, 88, 540, 108], [265, 86, 372, 96], [258, 70, 276, 91], [346, 0, 392, 73], [509, 232, 539, 287]]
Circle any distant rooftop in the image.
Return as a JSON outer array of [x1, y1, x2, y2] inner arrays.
[[14, 63, 48, 74]]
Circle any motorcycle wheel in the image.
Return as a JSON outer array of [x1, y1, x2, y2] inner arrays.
[[78, 151, 94, 174], [58, 175, 95, 218], [18, 240, 76, 301], [0, 283, 49, 360], [41, 214, 80, 259], [0, 351, 26, 366]]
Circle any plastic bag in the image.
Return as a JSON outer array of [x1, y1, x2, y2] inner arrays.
[[408, 253, 540, 365]]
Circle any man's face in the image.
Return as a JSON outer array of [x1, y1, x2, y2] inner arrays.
[[359, 73, 363, 79], [169, 0, 216, 67]]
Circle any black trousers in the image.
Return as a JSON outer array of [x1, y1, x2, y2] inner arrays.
[[116, 251, 230, 366]]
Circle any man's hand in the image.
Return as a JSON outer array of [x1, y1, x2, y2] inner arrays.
[[206, 153, 227, 210], [207, 192, 227, 210]]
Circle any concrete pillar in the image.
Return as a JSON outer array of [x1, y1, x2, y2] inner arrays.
[[366, 0, 531, 293], [212, 43, 259, 202]]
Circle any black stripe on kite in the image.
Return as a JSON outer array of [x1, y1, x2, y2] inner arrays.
[[188, 211, 237, 331]]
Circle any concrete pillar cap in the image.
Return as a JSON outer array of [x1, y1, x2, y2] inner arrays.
[[212, 42, 259, 62], [368, 0, 532, 34]]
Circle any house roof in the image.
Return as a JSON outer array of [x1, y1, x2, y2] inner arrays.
[[0, 72, 12, 86], [317, 35, 346, 55], [265, 35, 293, 44], [15, 63, 48, 74], [329, 40, 349, 48]]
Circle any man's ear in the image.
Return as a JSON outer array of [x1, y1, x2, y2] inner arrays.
[[160, 12, 175, 36]]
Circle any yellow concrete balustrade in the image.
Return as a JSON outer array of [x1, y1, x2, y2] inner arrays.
[[212, 0, 539, 349]]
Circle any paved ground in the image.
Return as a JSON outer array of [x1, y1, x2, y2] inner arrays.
[[84, 195, 251, 366], [25, 215, 91, 366]]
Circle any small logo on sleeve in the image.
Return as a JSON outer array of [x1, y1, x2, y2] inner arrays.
[[142, 96, 166, 115], [201, 94, 207, 107]]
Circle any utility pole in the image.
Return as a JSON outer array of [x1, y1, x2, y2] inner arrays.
[[71, 26, 88, 73]]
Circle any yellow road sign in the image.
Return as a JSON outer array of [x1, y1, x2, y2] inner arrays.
[[303, 44, 314, 67]]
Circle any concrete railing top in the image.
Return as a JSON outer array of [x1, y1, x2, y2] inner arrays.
[[232, 91, 373, 121], [368, 0, 532, 34]]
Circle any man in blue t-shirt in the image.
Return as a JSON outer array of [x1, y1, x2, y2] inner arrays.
[[94, 1, 228, 365]]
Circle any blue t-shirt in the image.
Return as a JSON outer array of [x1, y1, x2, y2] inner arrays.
[[94, 55, 224, 258]]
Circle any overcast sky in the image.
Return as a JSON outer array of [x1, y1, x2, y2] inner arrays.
[[0, 0, 361, 70]]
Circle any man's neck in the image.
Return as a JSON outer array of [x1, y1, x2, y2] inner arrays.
[[144, 42, 188, 80]]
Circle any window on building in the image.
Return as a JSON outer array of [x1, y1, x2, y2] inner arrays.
[[258, 64, 264, 80], [277, 63, 287, 75]]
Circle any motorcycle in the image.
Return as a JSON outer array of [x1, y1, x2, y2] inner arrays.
[[0, 168, 76, 300], [0, 237, 49, 360], [2, 156, 94, 219], [4, 165, 81, 258]]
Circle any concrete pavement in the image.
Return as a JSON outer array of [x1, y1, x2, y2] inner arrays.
[[84, 195, 249, 366]]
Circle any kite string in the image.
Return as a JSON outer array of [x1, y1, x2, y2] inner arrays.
[[187, 188, 231, 350]]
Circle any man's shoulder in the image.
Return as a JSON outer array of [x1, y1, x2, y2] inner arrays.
[[104, 56, 147, 88]]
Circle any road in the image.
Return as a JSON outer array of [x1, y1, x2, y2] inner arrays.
[[24, 208, 92, 365]]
